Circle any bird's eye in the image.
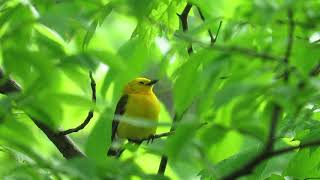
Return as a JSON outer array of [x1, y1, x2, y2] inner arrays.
[[139, 81, 144, 85]]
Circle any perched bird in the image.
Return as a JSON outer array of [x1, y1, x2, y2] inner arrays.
[[107, 77, 160, 157]]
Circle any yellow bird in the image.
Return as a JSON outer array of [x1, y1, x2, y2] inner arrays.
[[107, 77, 160, 156]]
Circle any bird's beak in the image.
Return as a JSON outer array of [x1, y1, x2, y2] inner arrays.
[[146, 80, 158, 86]]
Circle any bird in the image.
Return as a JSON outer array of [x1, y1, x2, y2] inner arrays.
[[107, 77, 160, 157]]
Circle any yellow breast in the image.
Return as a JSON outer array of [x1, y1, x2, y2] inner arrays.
[[117, 93, 160, 139]]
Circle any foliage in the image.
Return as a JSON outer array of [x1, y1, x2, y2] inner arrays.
[[0, 0, 320, 179]]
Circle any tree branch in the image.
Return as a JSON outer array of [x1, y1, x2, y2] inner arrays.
[[129, 132, 174, 144], [0, 73, 20, 94], [0, 69, 84, 159], [158, 3, 194, 175], [177, 3, 193, 54], [222, 8, 295, 180], [58, 71, 96, 136], [310, 63, 320, 77], [158, 113, 184, 175], [129, 122, 208, 144], [33, 119, 85, 159], [283, 9, 295, 82], [212, 45, 283, 61], [222, 138, 320, 180], [222, 104, 282, 180], [265, 104, 281, 151], [175, 33, 284, 61], [196, 6, 222, 46]]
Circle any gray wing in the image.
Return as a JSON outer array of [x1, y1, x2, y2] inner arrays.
[[111, 94, 128, 141]]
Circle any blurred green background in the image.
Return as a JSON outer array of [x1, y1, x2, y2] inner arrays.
[[0, 0, 320, 179]]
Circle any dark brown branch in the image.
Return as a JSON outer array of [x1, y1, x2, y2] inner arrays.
[[197, 7, 222, 46], [33, 119, 85, 159], [177, 3, 193, 54], [129, 122, 208, 144], [265, 104, 281, 151], [298, 63, 320, 89], [58, 72, 96, 136], [0, 73, 20, 94], [129, 132, 174, 144], [158, 113, 183, 175], [283, 9, 295, 82], [222, 138, 320, 180], [197, 7, 214, 44], [0, 69, 84, 159], [270, 139, 320, 157]]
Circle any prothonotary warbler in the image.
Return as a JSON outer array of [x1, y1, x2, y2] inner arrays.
[[108, 77, 160, 157]]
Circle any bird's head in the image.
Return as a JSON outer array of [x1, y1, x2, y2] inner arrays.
[[124, 77, 158, 94]]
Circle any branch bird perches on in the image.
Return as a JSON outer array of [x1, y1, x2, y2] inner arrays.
[[0, 69, 84, 159]]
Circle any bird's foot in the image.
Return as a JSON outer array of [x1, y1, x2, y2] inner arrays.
[[146, 135, 155, 144]]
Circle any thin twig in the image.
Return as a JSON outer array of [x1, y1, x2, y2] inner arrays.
[[129, 132, 174, 144], [213, 44, 282, 61], [283, 9, 295, 82], [196, 6, 222, 46], [58, 71, 96, 136], [265, 104, 281, 151], [213, 21, 223, 45], [197, 7, 214, 44], [129, 122, 208, 143], [298, 63, 320, 89], [175, 33, 284, 61], [310, 63, 320, 77]]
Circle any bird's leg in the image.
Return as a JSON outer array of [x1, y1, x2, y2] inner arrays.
[[146, 134, 155, 144], [128, 138, 143, 144]]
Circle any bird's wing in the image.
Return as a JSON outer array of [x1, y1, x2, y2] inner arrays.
[[111, 94, 128, 141]]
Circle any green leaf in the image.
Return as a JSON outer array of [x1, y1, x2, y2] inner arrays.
[[33, 23, 68, 57], [284, 148, 320, 178], [212, 145, 262, 178], [85, 108, 112, 164], [83, 19, 99, 50], [173, 50, 216, 114], [292, 42, 320, 77], [165, 119, 198, 159], [52, 93, 94, 108], [264, 174, 285, 180], [90, 50, 127, 71], [213, 83, 262, 108]]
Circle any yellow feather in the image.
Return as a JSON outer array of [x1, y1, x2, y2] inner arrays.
[[117, 78, 160, 139]]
